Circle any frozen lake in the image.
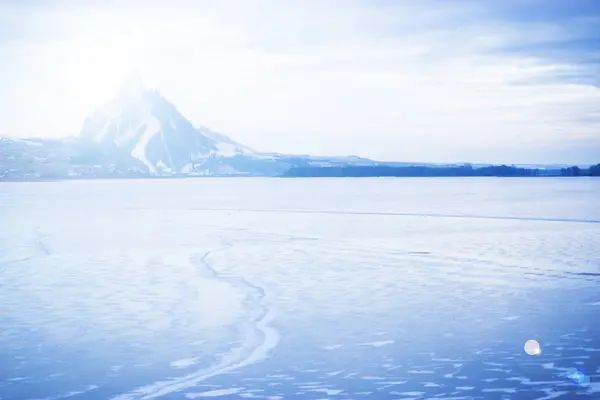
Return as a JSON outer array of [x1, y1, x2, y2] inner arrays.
[[1, 177, 599, 399]]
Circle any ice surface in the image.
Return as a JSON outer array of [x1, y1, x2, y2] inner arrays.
[[535, 390, 570, 400], [482, 388, 517, 393], [185, 388, 244, 398], [171, 358, 200, 369], [0, 178, 599, 399], [359, 340, 395, 347], [310, 388, 344, 395], [588, 382, 600, 393]]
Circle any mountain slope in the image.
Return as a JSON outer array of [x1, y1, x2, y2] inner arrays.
[[80, 79, 254, 175]]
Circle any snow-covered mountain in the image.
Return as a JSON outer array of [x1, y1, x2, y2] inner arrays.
[[78, 77, 383, 176], [2, 77, 387, 180], [80, 77, 256, 175]]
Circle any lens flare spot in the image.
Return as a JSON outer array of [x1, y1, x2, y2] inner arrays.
[[566, 368, 591, 387], [524, 340, 541, 356]]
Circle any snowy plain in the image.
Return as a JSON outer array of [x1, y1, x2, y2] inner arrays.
[[0, 177, 599, 399]]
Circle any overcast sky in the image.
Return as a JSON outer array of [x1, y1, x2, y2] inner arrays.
[[1, 0, 599, 164]]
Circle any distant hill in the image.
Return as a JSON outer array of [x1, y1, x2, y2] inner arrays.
[[281, 164, 600, 178]]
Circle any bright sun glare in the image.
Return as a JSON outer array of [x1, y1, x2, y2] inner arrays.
[[56, 32, 143, 109]]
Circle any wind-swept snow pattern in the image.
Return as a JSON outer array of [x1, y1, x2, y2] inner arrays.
[[0, 228, 50, 265], [112, 245, 279, 400], [185, 388, 244, 398], [181, 207, 600, 225]]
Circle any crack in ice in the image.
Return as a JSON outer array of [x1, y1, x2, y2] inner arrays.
[[112, 243, 278, 400]]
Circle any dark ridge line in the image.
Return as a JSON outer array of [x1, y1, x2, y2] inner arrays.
[[185, 208, 600, 225], [566, 272, 600, 277]]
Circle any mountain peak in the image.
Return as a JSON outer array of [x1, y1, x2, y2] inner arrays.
[[117, 71, 145, 102], [80, 79, 255, 175]]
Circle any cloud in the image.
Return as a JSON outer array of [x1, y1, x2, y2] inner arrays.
[[0, 0, 598, 163]]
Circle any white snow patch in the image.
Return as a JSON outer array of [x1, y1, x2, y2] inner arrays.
[[588, 382, 600, 393], [199, 128, 253, 152], [35, 385, 100, 400], [311, 388, 344, 395], [430, 397, 469, 400], [251, 152, 278, 160], [214, 142, 245, 157], [582, 347, 600, 352], [112, 306, 279, 399], [181, 163, 195, 174], [534, 390, 569, 400], [482, 388, 517, 394], [323, 344, 344, 350], [95, 121, 110, 142], [359, 340, 394, 348], [157, 160, 173, 173], [185, 388, 244, 398], [171, 358, 200, 369], [14, 139, 42, 146], [239, 393, 261, 398], [506, 377, 566, 386], [131, 118, 161, 174]]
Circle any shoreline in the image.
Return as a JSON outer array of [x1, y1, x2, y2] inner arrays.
[[3, 175, 597, 183]]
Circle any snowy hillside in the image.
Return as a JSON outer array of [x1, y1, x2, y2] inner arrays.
[[80, 77, 255, 175]]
